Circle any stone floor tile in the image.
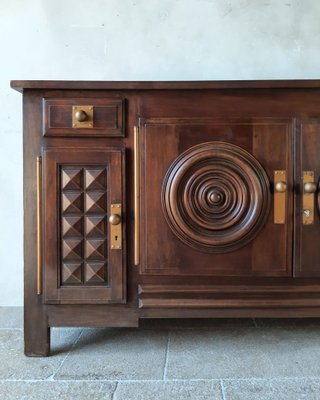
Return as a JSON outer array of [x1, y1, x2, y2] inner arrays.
[[166, 326, 320, 379], [0, 328, 82, 379], [0, 307, 23, 329], [115, 381, 222, 400], [139, 318, 255, 330], [0, 381, 116, 400], [223, 379, 320, 400], [55, 328, 168, 380]]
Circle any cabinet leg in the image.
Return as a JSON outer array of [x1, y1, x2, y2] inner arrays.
[[24, 308, 50, 357]]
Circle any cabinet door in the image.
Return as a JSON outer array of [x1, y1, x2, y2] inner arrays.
[[295, 120, 320, 277], [43, 147, 125, 304], [139, 118, 293, 277]]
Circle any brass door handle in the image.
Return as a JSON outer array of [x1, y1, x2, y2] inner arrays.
[[274, 171, 287, 224], [110, 204, 122, 249], [303, 182, 317, 194], [303, 171, 316, 225], [274, 181, 287, 193], [109, 214, 121, 225]]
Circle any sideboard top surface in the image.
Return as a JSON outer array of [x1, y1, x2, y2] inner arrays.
[[10, 79, 320, 93]]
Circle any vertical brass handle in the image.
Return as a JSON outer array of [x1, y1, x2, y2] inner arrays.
[[36, 156, 42, 295], [134, 126, 140, 265]]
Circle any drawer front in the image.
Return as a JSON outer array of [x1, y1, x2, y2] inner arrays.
[[43, 98, 125, 137]]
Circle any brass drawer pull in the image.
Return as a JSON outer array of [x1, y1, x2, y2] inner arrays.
[[36, 156, 42, 295], [274, 170, 286, 224], [72, 105, 93, 128], [303, 171, 317, 225], [134, 126, 140, 265], [75, 109, 88, 122]]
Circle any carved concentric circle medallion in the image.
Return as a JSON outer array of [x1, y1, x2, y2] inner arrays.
[[161, 142, 271, 253]]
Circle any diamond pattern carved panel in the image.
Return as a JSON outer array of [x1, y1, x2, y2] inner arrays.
[[43, 147, 125, 304], [60, 166, 108, 286]]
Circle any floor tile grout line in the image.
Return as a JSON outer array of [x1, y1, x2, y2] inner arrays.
[[1, 377, 320, 383], [50, 329, 84, 380], [162, 331, 171, 381], [220, 379, 227, 400], [111, 381, 118, 400]]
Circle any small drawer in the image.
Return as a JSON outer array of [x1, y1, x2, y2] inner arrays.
[[43, 98, 125, 137]]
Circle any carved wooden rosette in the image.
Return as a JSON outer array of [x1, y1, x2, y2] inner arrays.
[[162, 142, 271, 253]]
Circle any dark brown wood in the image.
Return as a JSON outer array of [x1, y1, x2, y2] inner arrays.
[[43, 147, 126, 304], [23, 92, 51, 356], [43, 97, 124, 137], [10, 79, 320, 92], [13, 80, 320, 357], [140, 118, 292, 277], [161, 140, 271, 253], [295, 120, 320, 277]]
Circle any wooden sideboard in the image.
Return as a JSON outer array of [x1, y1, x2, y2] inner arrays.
[[11, 80, 320, 356]]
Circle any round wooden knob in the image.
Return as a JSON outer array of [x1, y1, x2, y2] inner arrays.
[[109, 214, 121, 225], [75, 109, 88, 122], [304, 182, 317, 194], [275, 181, 287, 193], [209, 190, 222, 204]]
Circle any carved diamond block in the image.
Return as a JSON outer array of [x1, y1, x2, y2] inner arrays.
[[61, 168, 82, 190], [85, 239, 106, 260], [62, 262, 82, 284], [85, 168, 107, 190], [85, 262, 106, 284], [62, 216, 83, 237], [62, 238, 83, 261], [85, 216, 106, 237], [62, 192, 83, 213], [85, 192, 107, 213]]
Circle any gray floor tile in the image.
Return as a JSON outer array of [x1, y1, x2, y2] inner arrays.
[[139, 318, 255, 330], [223, 379, 320, 400], [166, 326, 320, 379], [0, 328, 82, 379], [0, 381, 116, 400], [55, 328, 168, 380], [115, 381, 222, 400], [0, 307, 23, 329]]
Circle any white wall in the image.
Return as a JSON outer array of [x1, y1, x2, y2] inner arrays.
[[1, 0, 320, 306]]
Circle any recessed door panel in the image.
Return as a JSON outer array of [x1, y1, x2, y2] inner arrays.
[[43, 147, 126, 304], [139, 118, 293, 277], [295, 120, 320, 277]]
